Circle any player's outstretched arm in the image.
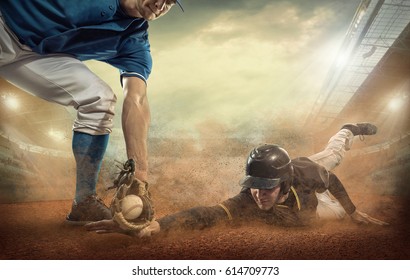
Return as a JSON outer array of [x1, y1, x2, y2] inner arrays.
[[84, 219, 130, 235], [349, 210, 389, 226], [121, 76, 151, 182], [85, 204, 230, 236], [84, 219, 160, 237]]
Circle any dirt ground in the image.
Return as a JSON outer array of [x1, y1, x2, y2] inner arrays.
[[0, 191, 409, 260], [1, 146, 409, 260]]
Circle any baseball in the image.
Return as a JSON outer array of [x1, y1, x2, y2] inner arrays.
[[121, 195, 143, 220]]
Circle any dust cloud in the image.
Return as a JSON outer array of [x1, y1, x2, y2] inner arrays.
[[1, 116, 408, 221]]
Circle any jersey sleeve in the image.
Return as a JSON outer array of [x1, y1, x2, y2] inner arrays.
[[157, 192, 257, 233], [104, 31, 153, 84], [327, 172, 356, 214], [157, 204, 229, 233]]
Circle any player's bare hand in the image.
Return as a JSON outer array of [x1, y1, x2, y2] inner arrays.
[[137, 220, 160, 238], [85, 219, 160, 237], [350, 210, 389, 226], [85, 219, 132, 235]]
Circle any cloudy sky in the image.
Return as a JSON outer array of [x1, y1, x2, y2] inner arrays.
[[87, 0, 360, 139]]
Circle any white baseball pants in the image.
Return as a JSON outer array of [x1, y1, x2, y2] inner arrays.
[[308, 128, 356, 220], [0, 14, 116, 135]]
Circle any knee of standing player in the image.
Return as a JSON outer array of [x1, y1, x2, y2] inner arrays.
[[73, 83, 117, 135]]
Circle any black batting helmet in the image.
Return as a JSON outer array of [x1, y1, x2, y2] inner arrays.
[[240, 144, 293, 194]]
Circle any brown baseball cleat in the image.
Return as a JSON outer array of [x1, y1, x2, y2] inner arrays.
[[340, 122, 378, 136], [66, 195, 112, 225]]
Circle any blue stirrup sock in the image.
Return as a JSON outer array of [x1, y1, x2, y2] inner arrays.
[[72, 131, 109, 203]]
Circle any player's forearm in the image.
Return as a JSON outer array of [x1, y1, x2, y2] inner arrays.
[[327, 173, 356, 214], [158, 205, 229, 233], [122, 77, 151, 182]]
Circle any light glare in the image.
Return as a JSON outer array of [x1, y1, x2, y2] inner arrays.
[[4, 96, 19, 110], [48, 129, 65, 141], [388, 97, 403, 111]]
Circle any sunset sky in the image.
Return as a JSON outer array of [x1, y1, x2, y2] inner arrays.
[[86, 0, 360, 139]]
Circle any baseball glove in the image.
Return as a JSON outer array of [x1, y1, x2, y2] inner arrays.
[[109, 159, 155, 231]]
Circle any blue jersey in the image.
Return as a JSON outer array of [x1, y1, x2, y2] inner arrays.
[[0, 0, 152, 82]]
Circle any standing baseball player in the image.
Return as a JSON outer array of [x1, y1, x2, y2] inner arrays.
[[86, 122, 388, 236], [0, 0, 183, 224]]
